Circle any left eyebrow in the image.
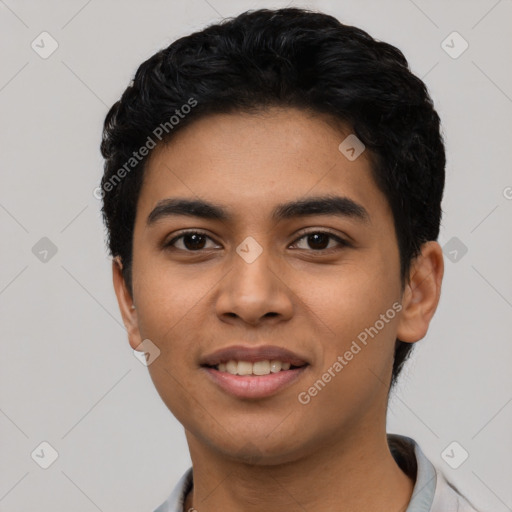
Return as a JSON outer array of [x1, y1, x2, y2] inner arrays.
[[272, 195, 370, 224], [146, 195, 370, 226]]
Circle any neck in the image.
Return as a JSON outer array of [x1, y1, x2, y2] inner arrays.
[[183, 429, 415, 512]]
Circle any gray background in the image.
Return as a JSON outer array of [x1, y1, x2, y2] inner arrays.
[[1, 0, 511, 510]]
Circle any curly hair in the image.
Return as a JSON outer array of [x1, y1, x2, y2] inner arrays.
[[100, 7, 445, 389]]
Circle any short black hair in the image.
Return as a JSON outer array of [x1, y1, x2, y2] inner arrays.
[[100, 7, 445, 389]]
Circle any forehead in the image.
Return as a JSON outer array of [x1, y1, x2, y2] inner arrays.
[[136, 108, 390, 225]]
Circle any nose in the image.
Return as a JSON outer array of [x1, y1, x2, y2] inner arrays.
[[215, 245, 294, 327]]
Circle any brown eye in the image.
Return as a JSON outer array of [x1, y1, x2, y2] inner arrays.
[[181, 233, 207, 250], [305, 233, 330, 250], [165, 231, 219, 251], [291, 231, 349, 251]]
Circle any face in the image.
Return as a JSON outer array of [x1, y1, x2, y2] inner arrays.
[[119, 108, 411, 464]]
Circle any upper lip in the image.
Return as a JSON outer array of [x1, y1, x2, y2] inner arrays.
[[200, 345, 309, 367]]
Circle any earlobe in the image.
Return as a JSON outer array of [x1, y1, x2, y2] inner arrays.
[[112, 257, 142, 350], [396, 241, 444, 343]]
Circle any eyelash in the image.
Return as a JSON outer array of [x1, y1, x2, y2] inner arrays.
[[164, 229, 351, 253]]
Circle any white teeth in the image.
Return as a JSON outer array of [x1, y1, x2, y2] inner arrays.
[[237, 361, 253, 375], [226, 360, 238, 375], [269, 360, 282, 373], [253, 360, 270, 375], [216, 359, 298, 375]]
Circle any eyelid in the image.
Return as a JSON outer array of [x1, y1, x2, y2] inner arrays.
[[164, 228, 351, 252], [290, 228, 351, 249], [164, 229, 220, 249]]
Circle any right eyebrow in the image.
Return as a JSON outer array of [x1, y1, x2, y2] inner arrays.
[[147, 198, 228, 225]]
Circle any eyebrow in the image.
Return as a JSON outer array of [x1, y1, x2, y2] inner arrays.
[[146, 195, 370, 226]]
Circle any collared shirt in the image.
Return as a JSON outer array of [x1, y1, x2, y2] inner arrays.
[[153, 433, 479, 512]]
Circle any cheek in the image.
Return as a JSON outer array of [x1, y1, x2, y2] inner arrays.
[[294, 268, 400, 428], [303, 262, 399, 333], [133, 263, 214, 423], [296, 253, 401, 375], [132, 255, 208, 340]]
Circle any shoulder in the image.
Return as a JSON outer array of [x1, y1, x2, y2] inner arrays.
[[431, 471, 480, 512], [387, 433, 481, 512], [153, 467, 193, 512]]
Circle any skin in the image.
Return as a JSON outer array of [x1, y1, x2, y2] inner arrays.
[[113, 107, 444, 512]]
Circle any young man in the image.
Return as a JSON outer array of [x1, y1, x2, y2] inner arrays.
[[99, 8, 479, 512]]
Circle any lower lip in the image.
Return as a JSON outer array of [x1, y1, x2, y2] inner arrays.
[[202, 366, 308, 399]]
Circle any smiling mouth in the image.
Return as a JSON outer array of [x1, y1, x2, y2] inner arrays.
[[203, 360, 308, 376]]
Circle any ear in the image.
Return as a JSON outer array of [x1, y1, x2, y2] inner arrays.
[[112, 257, 142, 351], [396, 241, 444, 343]]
